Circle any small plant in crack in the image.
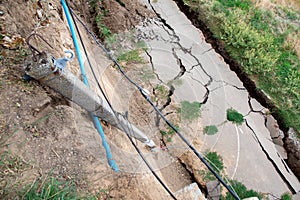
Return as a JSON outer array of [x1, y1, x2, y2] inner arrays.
[[168, 79, 183, 87], [226, 108, 244, 125], [104, 33, 118, 49], [95, 14, 111, 39], [117, 49, 144, 64], [135, 40, 148, 51], [199, 151, 224, 181], [160, 125, 179, 142], [155, 84, 169, 100], [222, 180, 263, 200], [140, 67, 155, 82], [281, 192, 292, 200], [204, 125, 218, 135], [179, 101, 201, 122]]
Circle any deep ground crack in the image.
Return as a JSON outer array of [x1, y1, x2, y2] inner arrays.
[[146, 0, 213, 105], [145, 50, 164, 84], [245, 119, 296, 194], [247, 95, 265, 115], [172, 48, 187, 80]]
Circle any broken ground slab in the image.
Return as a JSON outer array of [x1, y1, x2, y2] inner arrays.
[[175, 182, 206, 200], [139, 0, 300, 197]]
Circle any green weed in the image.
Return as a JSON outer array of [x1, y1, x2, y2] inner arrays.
[[155, 84, 169, 99], [0, 151, 30, 198], [117, 49, 144, 64], [281, 192, 292, 200], [104, 33, 118, 49], [216, 0, 251, 10], [227, 108, 244, 125], [21, 177, 96, 200], [135, 40, 148, 51], [140, 67, 155, 81], [204, 125, 218, 135], [179, 101, 201, 122], [95, 14, 111, 39], [205, 151, 224, 172], [199, 151, 224, 181], [160, 125, 179, 142], [168, 79, 183, 87], [222, 180, 263, 200]]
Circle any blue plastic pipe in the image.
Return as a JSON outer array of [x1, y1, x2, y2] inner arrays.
[[61, 0, 118, 172]]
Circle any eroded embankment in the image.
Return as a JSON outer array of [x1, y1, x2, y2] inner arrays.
[[173, 0, 300, 180]]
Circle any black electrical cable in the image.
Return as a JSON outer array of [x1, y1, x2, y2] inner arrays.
[[70, 9, 240, 200], [67, 5, 176, 199]]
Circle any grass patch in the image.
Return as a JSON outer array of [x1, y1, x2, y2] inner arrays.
[[117, 49, 144, 64], [182, 0, 300, 135], [227, 108, 244, 125], [199, 151, 262, 199], [140, 67, 156, 81], [21, 177, 96, 200], [281, 192, 292, 200], [155, 84, 169, 99], [222, 180, 263, 200], [95, 14, 111, 39], [0, 151, 30, 198], [199, 151, 224, 181], [180, 101, 201, 122], [168, 78, 184, 87], [160, 125, 179, 142], [206, 151, 224, 172], [204, 125, 218, 135], [104, 33, 118, 49]]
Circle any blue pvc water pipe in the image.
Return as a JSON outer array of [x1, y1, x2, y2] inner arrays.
[[61, 0, 118, 172]]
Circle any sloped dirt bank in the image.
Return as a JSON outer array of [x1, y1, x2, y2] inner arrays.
[[173, 0, 300, 180], [1, 0, 206, 199]]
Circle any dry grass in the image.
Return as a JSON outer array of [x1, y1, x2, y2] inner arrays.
[[253, 0, 300, 10], [252, 0, 300, 58]]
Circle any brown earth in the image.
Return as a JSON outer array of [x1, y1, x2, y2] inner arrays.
[[0, 0, 202, 199]]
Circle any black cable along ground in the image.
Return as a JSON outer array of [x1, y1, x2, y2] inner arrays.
[[65, 3, 177, 199], [69, 7, 240, 200]]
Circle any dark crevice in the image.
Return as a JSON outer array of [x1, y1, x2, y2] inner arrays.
[[160, 85, 175, 112], [279, 153, 291, 174], [115, 0, 126, 8], [187, 64, 200, 73], [164, 111, 175, 116], [245, 119, 296, 194], [145, 50, 164, 84], [190, 76, 209, 104], [172, 48, 187, 80], [153, 85, 175, 127], [272, 135, 281, 140], [147, 0, 213, 90], [247, 95, 265, 115], [179, 159, 208, 196], [217, 80, 246, 91], [147, 0, 180, 41], [201, 47, 213, 55]]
